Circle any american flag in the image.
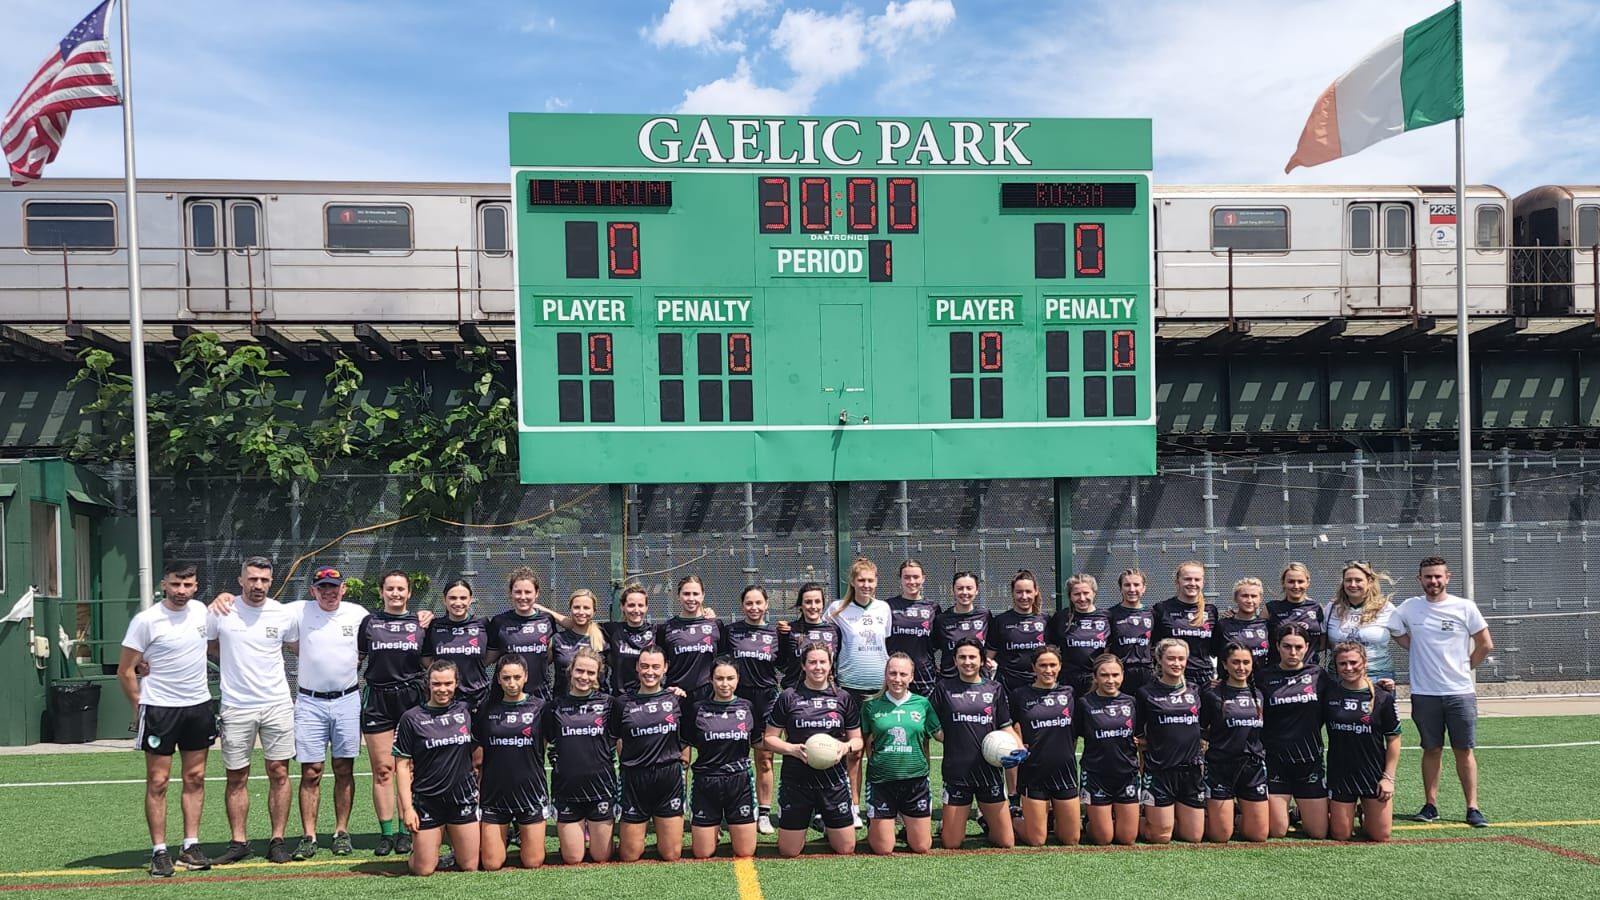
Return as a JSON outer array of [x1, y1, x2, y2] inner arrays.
[[2, 1, 120, 186]]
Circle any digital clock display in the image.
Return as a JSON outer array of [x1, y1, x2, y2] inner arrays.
[[529, 178, 673, 207], [1000, 182, 1138, 209]]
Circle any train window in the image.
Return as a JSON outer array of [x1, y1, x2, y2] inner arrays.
[[325, 204, 412, 255], [1348, 206, 1374, 254], [1578, 206, 1600, 249], [23, 201, 116, 252], [1475, 207, 1503, 251], [1211, 207, 1287, 253], [189, 203, 218, 253], [1382, 205, 1410, 253], [231, 203, 259, 251], [480, 204, 509, 256]]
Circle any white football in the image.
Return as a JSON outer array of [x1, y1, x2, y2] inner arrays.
[[803, 733, 845, 769], [981, 729, 1021, 767]]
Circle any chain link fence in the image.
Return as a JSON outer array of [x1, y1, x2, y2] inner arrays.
[[105, 446, 1600, 688]]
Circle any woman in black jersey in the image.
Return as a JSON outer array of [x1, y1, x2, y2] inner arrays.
[[485, 567, 556, 699], [884, 559, 941, 696], [1078, 654, 1139, 845], [932, 571, 989, 681], [657, 575, 724, 702], [1151, 561, 1218, 685], [422, 579, 490, 712], [395, 661, 480, 876], [476, 655, 548, 870], [1010, 645, 1080, 847], [361, 569, 427, 857], [538, 588, 607, 697], [686, 657, 759, 859], [985, 569, 1048, 692], [764, 642, 862, 858], [1049, 573, 1110, 698], [1260, 622, 1331, 839], [721, 585, 780, 837], [777, 582, 841, 689], [1106, 569, 1153, 695], [604, 582, 656, 694], [1202, 643, 1268, 842], [1324, 641, 1400, 843], [934, 638, 1018, 850], [1265, 562, 1326, 669], [1136, 638, 1206, 843], [546, 647, 616, 864], [1214, 577, 1271, 680], [610, 647, 686, 862]]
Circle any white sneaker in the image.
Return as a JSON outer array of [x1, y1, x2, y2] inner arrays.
[[756, 814, 775, 835], [852, 809, 864, 829]]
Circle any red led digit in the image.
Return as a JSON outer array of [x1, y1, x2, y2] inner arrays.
[[588, 333, 614, 374], [728, 333, 753, 374], [1112, 330, 1136, 370], [888, 178, 918, 232], [607, 222, 639, 277], [847, 178, 877, 233], [758, 177, 790, 233], [979, 331, 1003, 372], [800, 177, 831, 232], [1075, 223, 1104, 277]]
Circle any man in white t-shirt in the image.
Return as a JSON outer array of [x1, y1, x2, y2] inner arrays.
[[285, 566, 367, 859], [1388, 555, 1494, 828], [118, 561, 216, 878], [207, 556, 299, 865]]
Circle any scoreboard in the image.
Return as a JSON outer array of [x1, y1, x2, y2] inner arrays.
[[510, 114, 1154, 484]]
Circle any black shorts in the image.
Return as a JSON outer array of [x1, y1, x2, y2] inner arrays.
[[1120, 664, 1153, 696], [1205, 755, 1268, 803], [691, 769, 756, 827], [1267, 755, 1328, 800], [865, 777, 932, 819], [137, 701, 217, 756], [777, 778, 853, 831], [480, 803, 546, 826], [1147, 765, 1207, 809], [942, 766, 1007, 807], [1019, 765, 1080, 802], [842, 685, 878, 706], [1081, 769, 1139, 806], [735, 688, 776, 735], [414, 794, 479, 831], [361, 682, 420, 734], [554, 797, 614, 824], [620, 764, 686, 823], [458, 685, 489, 714]]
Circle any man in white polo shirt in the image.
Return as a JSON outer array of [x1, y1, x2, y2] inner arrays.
[[286, 566, 368, 859], [208, 556, 299, 865], [118, 561, 216, 878], [1389, 555, 1494, 828]]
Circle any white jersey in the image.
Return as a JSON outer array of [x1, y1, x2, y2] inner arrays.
[[1388, 593, 1489, 696], [286, 599, 368, 693], [1325, 600, 1398, 677], [122, 600, 211, 707], [207, 596, 298, 708], [833, 598, 892, 691]]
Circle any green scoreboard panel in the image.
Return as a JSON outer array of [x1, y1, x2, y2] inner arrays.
[[510, 114, 1154, 484]]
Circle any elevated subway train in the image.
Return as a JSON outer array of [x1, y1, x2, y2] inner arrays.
[[0, 178, 1588, 324]]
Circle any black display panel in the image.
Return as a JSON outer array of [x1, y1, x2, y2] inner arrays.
[[949, 332, 973, 373], [658, 333, 683, 376], [660, 380, 684, 422], [729, 379, 754, 422], [1083, 330, 1107, 372], [565, 221, 598, 278], [1035, 222, 1066, 279], [1045, 330, 1071, 372], [1000, 182, 1137, 209], [530, 179, 672, 207], [697, 333, 722, 375], [556, 332, 582, 375], [1113, 375, 1136, 417], [758, 177, 790, 233], [607, 222, 640, 278], [979, 376, 1003, 419], [588, 380, 615, 422], [1084, 376, 1107, 418], [698, 380, 723, 422], [868, 239, 893, 282], [1046, 376, 1071, 418], [950, 378, 974, 419], [558, 380, 584, 422]]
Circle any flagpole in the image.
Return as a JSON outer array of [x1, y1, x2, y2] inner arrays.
[[1454, 116, 1474, 598], [115, 0, 156, 609]]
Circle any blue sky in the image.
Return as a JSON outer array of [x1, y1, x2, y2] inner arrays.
[[4, 0, 1599, 195]]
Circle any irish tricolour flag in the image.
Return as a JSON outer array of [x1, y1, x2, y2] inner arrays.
[[1284, 2, 1463, 172]]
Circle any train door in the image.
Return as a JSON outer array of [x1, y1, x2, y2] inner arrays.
[[183, 198, 267, 314], [1574, 204, 1599, 314], [474, 200, 513, 314], [1343, 202, 1412, 311]]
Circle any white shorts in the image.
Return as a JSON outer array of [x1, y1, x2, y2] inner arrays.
[[219, 701, 295, 770], [294, 692, 361, 763]]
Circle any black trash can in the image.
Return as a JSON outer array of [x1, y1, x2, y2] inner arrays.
[[48, 681, 101, 744]]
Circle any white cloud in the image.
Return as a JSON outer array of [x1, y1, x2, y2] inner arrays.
[[676, 58, 809, 113], [869, 0, 956, 53], [543, 96, 569, 111], [771, 7, 869, 89], [520, 16, 557, 33], [646, 0, 770, 51]]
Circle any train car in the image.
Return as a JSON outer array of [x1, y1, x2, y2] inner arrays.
[[0, 179, 512, 322], [1153, 184, 1509, 318], [1511, 185, 1600, 316]]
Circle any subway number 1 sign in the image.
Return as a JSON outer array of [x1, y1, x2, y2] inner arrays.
[[510, 114, 1155, 484]]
